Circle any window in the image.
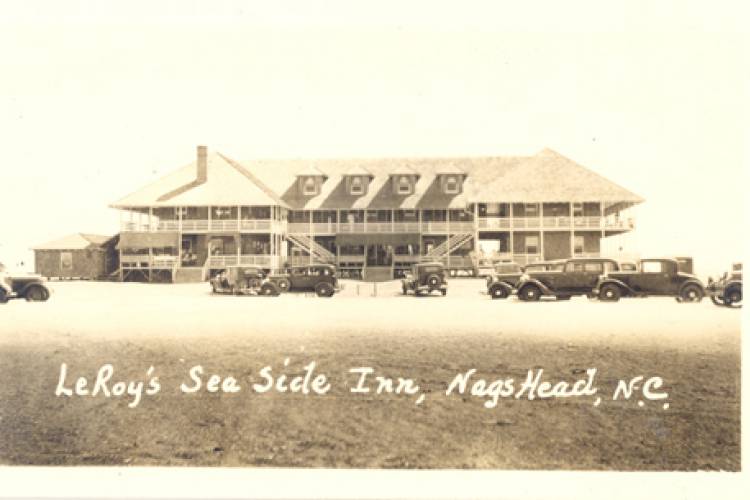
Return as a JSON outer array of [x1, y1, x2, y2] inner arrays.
[[444, 175, 460, 194], [397, 176, 412, 195], [303, 177, 318, 196], [583, 262, 603, 273], [60, 252, 73, 270], [349, 176, 365, 195], [642, 261, 664, 273], [525, 235, 539, 254], [573, 202, 584, 217], [573, 235, 584, 255], [525, 204, 539, 217]]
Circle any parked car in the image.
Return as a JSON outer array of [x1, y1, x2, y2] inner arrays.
[[485, 260, 564, 299], [485, 261, 523, 286], [268, 264, 340, 297], [210, 266, 279, 296], [515, 258, 621, 301], [402, 262, 448, 296], [0, 274, 51, 303], [706, 263, 742, 307], [594, 258, 705, 302]]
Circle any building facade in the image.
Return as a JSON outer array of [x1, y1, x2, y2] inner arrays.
[[111, 146, 642, 282]]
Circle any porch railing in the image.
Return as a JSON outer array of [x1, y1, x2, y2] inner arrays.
[[121, 219, 281, 233]]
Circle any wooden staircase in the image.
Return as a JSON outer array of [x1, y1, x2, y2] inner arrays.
[[422, 233, 473, 261], [286, 234, 336, 264]]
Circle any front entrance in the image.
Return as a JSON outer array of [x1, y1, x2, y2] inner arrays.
[[366, 244, 393, 267]]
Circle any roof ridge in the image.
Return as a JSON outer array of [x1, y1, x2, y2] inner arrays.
[[218, 153, 291, 209]]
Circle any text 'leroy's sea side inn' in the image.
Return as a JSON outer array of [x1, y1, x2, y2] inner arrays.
[[111, 146, 642, 282]]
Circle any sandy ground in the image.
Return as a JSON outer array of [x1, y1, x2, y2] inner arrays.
[[0, 279, 741, 470]]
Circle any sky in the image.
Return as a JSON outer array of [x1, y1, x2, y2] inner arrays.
[[0, 1, 746, 278]]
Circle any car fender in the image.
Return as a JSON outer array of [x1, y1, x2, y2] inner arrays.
[[488, 280, 514, 294], [678, 278, 705, 294], [597, 277, 636, 296], [517, 278, 553, 296], [19, 282, 49, 297]]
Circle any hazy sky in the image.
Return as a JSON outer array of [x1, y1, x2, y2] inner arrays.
[[0, 1, 746, 277]]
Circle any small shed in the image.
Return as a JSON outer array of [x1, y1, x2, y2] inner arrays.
[[32, 233, 119, 280]]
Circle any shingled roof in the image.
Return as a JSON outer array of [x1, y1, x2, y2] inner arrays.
[[111, 152, 288, 209], [111, 148, 643, 210]]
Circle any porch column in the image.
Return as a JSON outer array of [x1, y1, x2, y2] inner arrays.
[[570, 202, 574, 258], [509, 204, 514, 261]]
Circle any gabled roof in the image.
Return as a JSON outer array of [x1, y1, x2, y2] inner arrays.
[[32, 233, 112, 250], [295, 164, 327, 177], [110, 152, 289, 209], [343, 165, 373, 177]]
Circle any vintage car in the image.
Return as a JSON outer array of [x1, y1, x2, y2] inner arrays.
[[402, 262, 448, 296], [515, 258, 621, 301], [210, 266, 279, 296], [706, 263, 742, 307], [485, 260, 563, 299], [484, 261, 523, 287], [268, 264, 340, 297], [0, 274, 51, 303], [594, 258, 705, 302]]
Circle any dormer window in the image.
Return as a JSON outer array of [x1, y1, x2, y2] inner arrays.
[[443, 175, 460, 194], [295, 165, 327, 196], [396, 176, 413, 195], [349, 176, 365, 195], [302, 177, 318, 195], [438, 170, 465, 195]]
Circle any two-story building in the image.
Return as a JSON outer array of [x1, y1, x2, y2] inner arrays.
[[111, 146, 642, 282]]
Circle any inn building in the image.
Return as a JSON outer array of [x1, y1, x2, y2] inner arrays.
[[111, 146, 642, 282]]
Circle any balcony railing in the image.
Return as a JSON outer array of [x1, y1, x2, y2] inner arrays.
[[120, 254, 178, 269], [477, 216, 632, 231], [288, 221, 474, 234], [121, 219, 282, 233], [206, 254, 279, 268]]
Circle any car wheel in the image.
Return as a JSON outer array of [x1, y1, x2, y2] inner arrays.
[[426, 274, 441, 288], [710, 295, 725, 306], [441, 289, 447, 296], [25, 285, 48, 302], [489, 285, 508, 300], [679, 284, 704, 303], [276, 278, 291, 292], [0, 289, 7, 304], [260, 282, 280, 296], [315, 282, 334, 297], [519, 284, 541, 302], [599, 283, 621, 302], [725, 287, 742, 307]]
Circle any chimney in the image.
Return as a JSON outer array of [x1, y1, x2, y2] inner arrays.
[[197, 145, 208, 182]]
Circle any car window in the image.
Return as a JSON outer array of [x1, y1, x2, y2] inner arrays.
[[642, 261, 664, 273], [291, 268, 307, 276], [566, 262, 585, 272], [584, 262, 603, 273]]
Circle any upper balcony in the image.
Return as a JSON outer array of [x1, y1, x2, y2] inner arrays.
[[120, 219, 285, 233]]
